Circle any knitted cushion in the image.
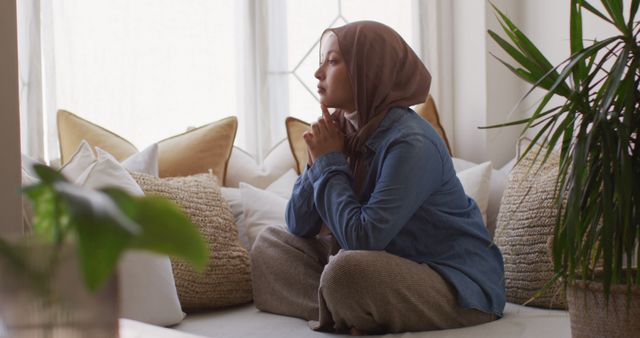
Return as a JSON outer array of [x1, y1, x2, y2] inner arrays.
[[494, 147, 567, 309], [131, 172, 252, 311]]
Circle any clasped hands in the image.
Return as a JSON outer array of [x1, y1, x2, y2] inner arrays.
[[304, 104, 345, 165]]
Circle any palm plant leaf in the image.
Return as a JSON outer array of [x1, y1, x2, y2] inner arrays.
[[487, 0, 640, 302]]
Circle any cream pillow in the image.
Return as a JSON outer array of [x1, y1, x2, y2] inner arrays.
[[225, 139, 297, 188], [57, 110, 237, 184], [456, 161, 492, 225]]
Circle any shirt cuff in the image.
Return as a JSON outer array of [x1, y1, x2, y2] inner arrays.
[[307, 151, 349, 183]]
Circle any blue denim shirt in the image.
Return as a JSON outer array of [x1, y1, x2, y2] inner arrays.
[[285, 107, 505, 317]]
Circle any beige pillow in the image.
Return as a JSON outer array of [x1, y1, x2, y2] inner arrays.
[[57, 110, 237, 185], [494, 145, 567, 309], [58, 110, 137, 164], [285, 116, 311, 175], [414, 95, 452, 155], [131, 172, 252, 311]]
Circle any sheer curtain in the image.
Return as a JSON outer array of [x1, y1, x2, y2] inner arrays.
[[17, 0, 44, 160], [19, 0, 437, 162]]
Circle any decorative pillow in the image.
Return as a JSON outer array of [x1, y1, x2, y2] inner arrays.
[[57, 109, 137, 164], [285, 117, 311, 175], [120, 144, 159, 177], [60, 140, 98, 180], [494, 145, 567, 309], [157, 117, 237, 182], [239, 182, 288, 250], [456, 161, 492, 224], [265, 169, 298, 200], [414, 95, 452, 154], [57, 110, 237, 185], [225, 139, 297, 189], [131, 172, 253, 311], [73, 152, 185, 326]]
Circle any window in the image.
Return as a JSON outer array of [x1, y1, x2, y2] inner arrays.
[[273, 0, 421, 124], [39, 0, 423, 160], [51, 0, 241, 150]]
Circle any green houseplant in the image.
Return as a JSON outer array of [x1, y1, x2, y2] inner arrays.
[[486, 0, 639, 336], [0, 164, 208, 337]]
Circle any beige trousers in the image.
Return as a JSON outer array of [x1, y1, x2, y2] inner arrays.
[[250, 226, 496, 333]]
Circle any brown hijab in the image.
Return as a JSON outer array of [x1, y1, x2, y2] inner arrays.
[[320, 21, 432, 198]]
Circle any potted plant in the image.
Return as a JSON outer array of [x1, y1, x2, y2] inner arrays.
[[486, 0, 639, 336], [0, 164, 208, 337]]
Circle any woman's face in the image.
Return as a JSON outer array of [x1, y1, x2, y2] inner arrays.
[[315, 32, 355, 112]]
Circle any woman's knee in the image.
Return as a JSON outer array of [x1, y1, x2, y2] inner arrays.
[[320, 250, 380, 298]]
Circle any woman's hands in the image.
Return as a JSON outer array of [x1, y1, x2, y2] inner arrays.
[[304, 104, 345, 164]]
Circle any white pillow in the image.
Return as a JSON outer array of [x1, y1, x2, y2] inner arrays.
[[60, 140, 96, 180], [265, 169, 298, 199], [21, 154, 42, 185], [121, 144, 159, 177], [239, 182, 288, 250], [220, 187, 247, 248], [456, 161, 492, 225], [225, 139, 297, 188], [72, 146, 184, 326], [77, 155, 144, 196]]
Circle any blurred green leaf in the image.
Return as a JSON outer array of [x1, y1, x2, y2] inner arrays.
[[102, 188, 209, 272]]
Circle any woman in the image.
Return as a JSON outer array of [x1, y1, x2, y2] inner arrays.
[[251, 21, 505, 335]]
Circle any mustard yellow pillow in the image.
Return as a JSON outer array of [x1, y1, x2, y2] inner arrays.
[[414, 95, 452, 155], [58, 109, 137, 164], [285, 117, 311, 175], [57, 110, 237, 185]]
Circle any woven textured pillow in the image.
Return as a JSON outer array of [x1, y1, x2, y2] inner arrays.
[[131, 172, 252, 311], [494, 147, 566, 309]]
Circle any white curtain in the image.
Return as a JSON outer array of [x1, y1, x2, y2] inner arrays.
[[17, 0, 44, 160], [18, 0, 438, 163], [418, 0, 454, 153]]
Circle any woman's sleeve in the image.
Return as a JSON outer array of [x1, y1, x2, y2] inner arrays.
[[285, 166, 323, 237], [307, 136, 443, 250]]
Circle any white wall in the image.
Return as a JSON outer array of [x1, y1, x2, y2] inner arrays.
[[0, 0, 23, 235], [451, 0, 488, 163], [450, 0, 621, 167], [451, 0, 523, 167]]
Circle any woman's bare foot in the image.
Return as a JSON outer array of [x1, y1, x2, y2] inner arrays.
[[350, 327, 366, 336]]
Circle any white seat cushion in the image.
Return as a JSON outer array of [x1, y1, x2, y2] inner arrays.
[[171, 303, 569, 338]]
